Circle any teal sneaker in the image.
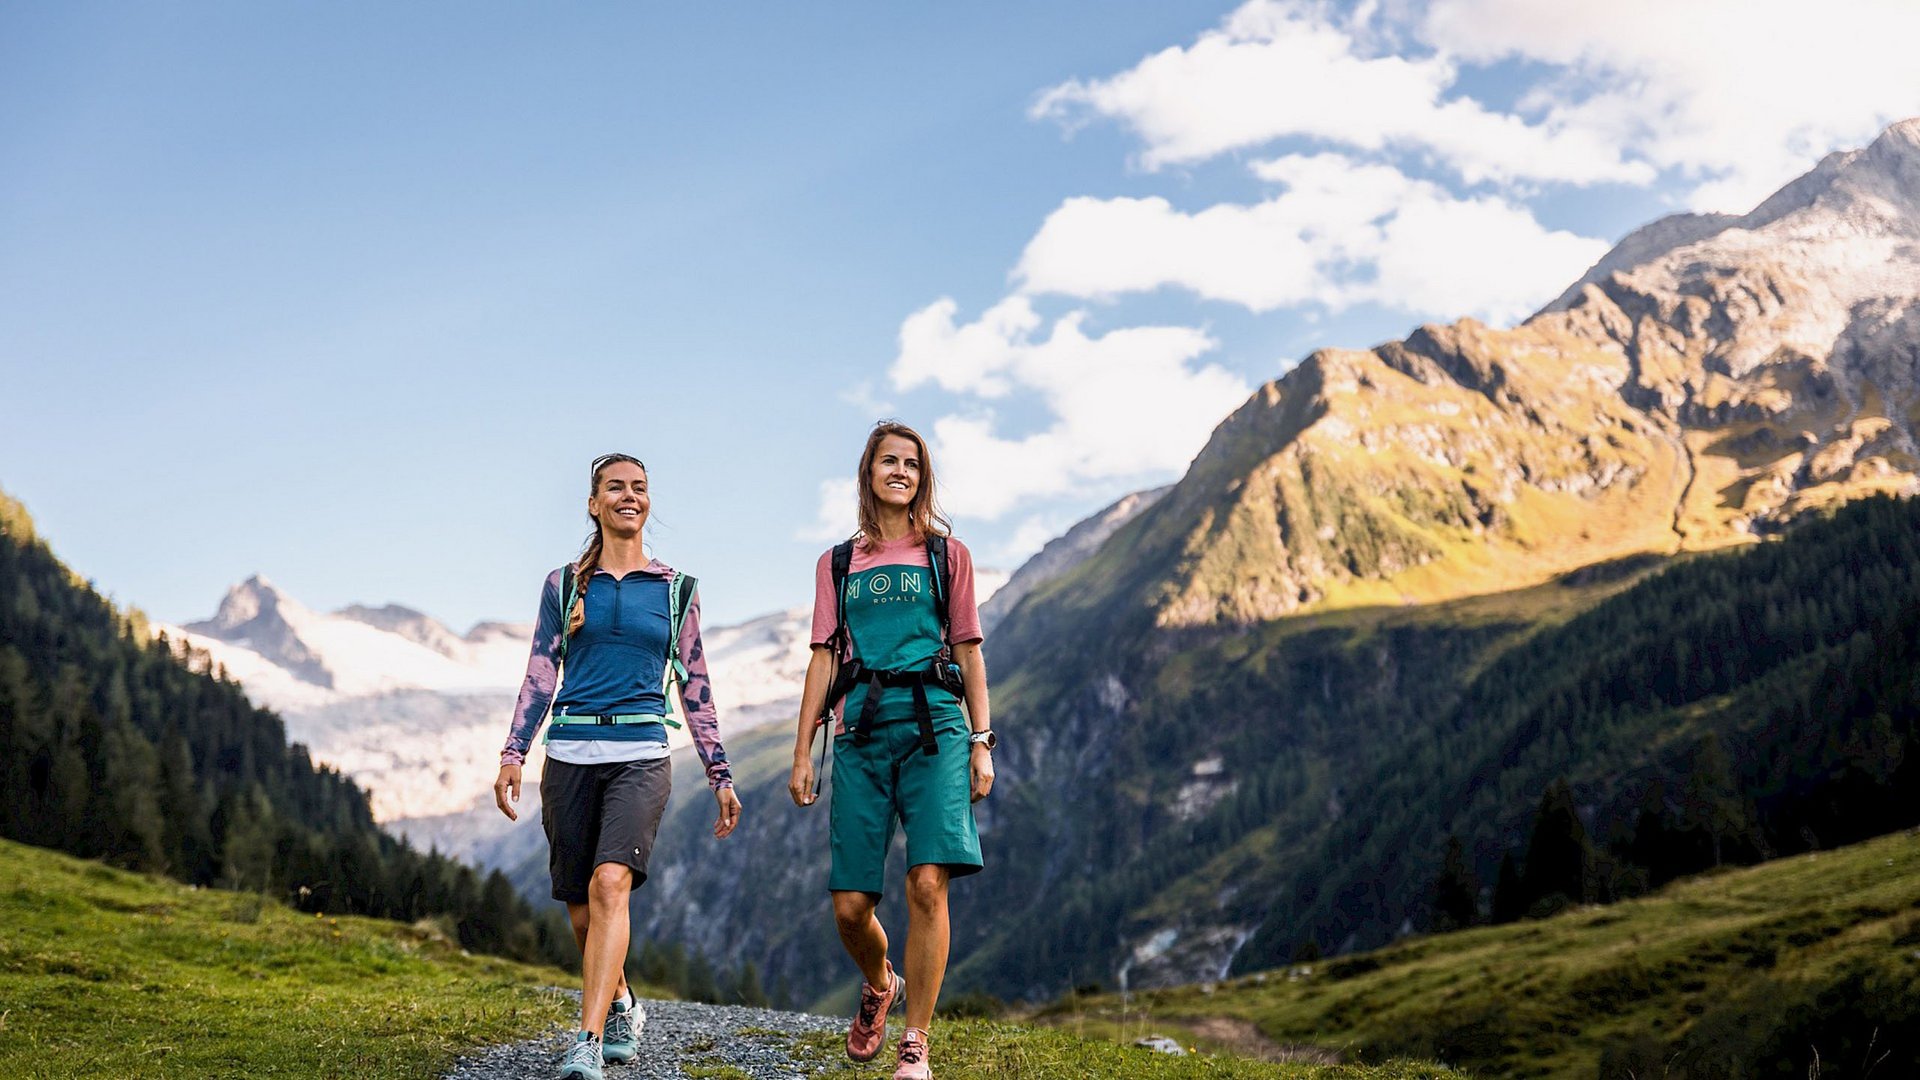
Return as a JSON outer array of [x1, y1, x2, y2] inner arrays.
[[603, 998, 644, 1063], [557, 1031, 603, 1080]]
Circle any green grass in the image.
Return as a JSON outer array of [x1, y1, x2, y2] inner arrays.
[[0, 837, 582, 1079], [784, 1023, 1459, 1079], [0, 838, 1456, 1080], [1039, 829, 1920, 1079]]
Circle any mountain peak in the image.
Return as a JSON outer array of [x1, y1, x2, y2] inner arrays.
[[1870, 115, 1920, 157], [186, 575, 333, 688], [197, 574, 298, 633], [1541, 116, 1920, 319]]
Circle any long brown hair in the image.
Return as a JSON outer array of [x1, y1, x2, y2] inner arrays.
[[854, 420, 951, 546], [568, 453, 645, 637]]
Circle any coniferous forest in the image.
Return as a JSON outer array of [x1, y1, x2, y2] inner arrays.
[[0, 490, 577, 969], [1238, 492, 1920, 963]]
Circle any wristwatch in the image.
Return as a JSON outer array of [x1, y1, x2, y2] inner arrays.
[[968, 730, 997, 750]]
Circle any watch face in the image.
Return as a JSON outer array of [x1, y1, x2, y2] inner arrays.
[[972, 731, 997, 749]]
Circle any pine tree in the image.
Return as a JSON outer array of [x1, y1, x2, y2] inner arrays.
[[730, 960, 768, 1007], [1520, 778, 1592, 916], [1682, 734, 1745, 867], [102, 721, 165, 870], [159, 734, 216, 883], [1431, 833, 1480, 932], [684, 950, 720, 1004], [220, 786, 279, 892], [1492, 851, 1526, 924]]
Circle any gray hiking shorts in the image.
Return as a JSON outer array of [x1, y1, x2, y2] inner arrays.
[[540, 756, 672, 903]]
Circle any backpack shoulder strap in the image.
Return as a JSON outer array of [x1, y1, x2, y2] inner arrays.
[[667, 572, 696, 683], [659, 571, 697, 728], [830, 540, 855, 649], [925, 534, 951, 639], [557, 565, 579, 666]]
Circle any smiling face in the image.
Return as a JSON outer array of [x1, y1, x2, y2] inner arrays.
[[589, 459, 649, 539], [868, 433, 922, 510], [853, 420, 949, 543]]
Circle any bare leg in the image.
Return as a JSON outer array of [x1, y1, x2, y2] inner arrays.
[[902, 864, 950, 1031], [579, 863, 634, 1034], [567, 900, 629, 1005], [831, 889, 892, 988]]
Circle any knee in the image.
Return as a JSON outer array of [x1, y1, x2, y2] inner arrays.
[[832, 891, 875, 932], [905, 866, 948, 913], [588, 863, 633, 907]]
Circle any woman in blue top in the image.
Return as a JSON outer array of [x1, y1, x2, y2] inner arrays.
[[494, 453, 740, 1080]]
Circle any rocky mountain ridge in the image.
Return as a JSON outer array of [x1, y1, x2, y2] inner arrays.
[[1122, 119, 1920, 631]]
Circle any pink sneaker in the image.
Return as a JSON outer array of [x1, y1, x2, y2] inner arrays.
[[893, 1026, 932, 1080], [846, 963, 903, 1062]]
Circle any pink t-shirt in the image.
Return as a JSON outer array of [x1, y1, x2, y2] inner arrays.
[[809, 534, 984, 651]]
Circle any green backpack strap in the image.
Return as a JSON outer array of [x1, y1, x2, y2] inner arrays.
[[660, 572, 697, 728]]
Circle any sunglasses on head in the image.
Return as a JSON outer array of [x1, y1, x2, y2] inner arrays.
[[592, 453, 645, 476]]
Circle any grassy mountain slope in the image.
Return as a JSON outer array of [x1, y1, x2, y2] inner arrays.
[[0, 837, 578, 1079], [1043, 828, 1920, 1080]]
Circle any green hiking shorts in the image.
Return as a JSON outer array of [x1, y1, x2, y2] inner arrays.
[[828, 713, 983, 895]]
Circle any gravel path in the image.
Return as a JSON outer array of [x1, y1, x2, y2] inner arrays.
[[443, 996, 849, 1080]]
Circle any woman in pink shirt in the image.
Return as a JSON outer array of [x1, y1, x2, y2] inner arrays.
[[788, 421, 997, 1080]]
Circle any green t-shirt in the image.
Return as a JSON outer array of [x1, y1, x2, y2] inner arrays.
[[810, 535, 986, 727]]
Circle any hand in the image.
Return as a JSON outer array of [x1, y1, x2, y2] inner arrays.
[[970, 743, 994, 803], [789, 758, 819, 808], [493, 764, 522, 821], [713, 786, 742, 839]]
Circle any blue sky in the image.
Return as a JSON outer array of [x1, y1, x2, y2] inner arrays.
[[5, 1, 1918, 629]]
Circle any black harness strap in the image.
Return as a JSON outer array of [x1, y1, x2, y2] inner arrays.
[[822, 535, 961, 758]]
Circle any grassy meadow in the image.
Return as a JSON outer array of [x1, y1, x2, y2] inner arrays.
[[1038, 829, 1920, 1079], [0, 836, 580, 1079]]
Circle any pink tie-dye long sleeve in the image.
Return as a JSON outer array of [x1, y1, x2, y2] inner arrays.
[[672, 581, 733, 790]]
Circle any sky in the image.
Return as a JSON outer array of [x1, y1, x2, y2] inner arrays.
[[5, 1, 1920, 630]]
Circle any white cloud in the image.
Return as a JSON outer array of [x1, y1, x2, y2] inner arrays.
[[1423, 0, 1920, 210], [1016, 153, 1609, 326], [885, 297, 1248, 520], [1034, 0, 1920, 211], [1031, 0, 1649, 185]]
